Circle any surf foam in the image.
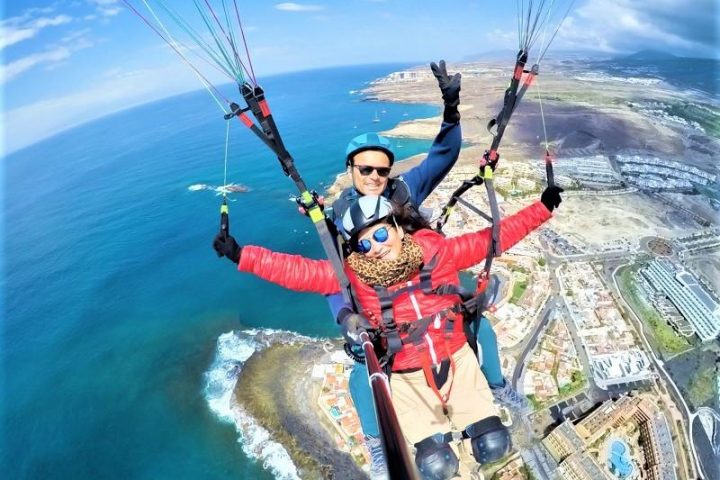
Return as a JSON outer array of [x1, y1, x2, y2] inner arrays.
[[203, 329, 315, 480]]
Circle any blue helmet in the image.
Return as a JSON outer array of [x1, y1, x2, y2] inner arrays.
[[345, 133, 395, 166]]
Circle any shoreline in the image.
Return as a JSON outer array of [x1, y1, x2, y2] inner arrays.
[[232, 339, 368, 480]]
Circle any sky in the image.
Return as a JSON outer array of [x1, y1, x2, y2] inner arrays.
[[1, 0, 718, 155]]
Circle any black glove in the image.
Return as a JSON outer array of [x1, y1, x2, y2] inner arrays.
[[337, 308, 372, 345], [541, 186, 564, 212], [213, 233, 242, 263], [431, 60, 462, 123]]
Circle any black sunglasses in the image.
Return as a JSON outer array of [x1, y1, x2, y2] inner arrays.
[[353, 165, 392, 177]]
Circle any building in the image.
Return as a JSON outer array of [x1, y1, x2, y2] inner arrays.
[[615, 154, 717, 192], [542, 420, 585, 463], [555, 452, 610, 480], [533, 154, 621, 189], [492, 455, 526, 480], [541, 395, 678, 480], [633, 400, 678, 480], [575, 396, 637, 444], [590, 350, 653, 388], [640, 259, 720, 342]]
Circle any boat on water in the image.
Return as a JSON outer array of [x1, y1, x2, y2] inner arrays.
[[372, 111, 380, 123]]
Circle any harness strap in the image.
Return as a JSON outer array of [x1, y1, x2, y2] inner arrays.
[[415, 339, 456, 413], [374, 285, 403, 364], [426, 415, 506, 446], [371, 253, 476, 372], [238, 83, 359, 311]]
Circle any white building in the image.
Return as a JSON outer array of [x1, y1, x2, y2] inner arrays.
[[640, 259, 720, 342]]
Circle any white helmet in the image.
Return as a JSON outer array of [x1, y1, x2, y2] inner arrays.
[[342, 195, 393, 239]]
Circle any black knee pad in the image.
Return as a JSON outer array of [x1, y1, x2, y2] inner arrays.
[[414, 433, 459, 480], [465, 416, 512, 465]]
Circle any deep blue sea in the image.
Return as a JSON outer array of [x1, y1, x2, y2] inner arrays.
[[3, 64, 439, 479]]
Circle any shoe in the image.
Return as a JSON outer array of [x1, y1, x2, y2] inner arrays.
[[491, 378, 531, 413], [365, 435, 389, 480]]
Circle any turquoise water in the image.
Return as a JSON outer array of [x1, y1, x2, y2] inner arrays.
[[608, 439, 634, 479], [3, 64, 439, 479]]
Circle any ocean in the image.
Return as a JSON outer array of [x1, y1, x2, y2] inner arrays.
[[3, 64, 438, 479]]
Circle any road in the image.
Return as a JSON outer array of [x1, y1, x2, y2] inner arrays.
[[511, 301, 556, 390]]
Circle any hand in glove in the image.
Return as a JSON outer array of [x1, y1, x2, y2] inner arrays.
[[213, 233, 242, 263], [337, 308, 372, 345], [296, 194, 324, 216], [541, 186, 564, 212], [431, 60, 462, 123]]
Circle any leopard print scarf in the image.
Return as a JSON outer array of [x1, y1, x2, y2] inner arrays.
[[347, 236, 424, 287]]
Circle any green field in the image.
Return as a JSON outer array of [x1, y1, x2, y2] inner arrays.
[[687, 364, 717, 408], [664, 101, 720, 138], [558, 370, 587, 398], [617, 265, 692, 357], [527, 394, 543, 411], [510, 280, 528, 304]]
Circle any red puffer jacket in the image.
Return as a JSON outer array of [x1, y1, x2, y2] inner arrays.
[[238, 201, 551, 371]]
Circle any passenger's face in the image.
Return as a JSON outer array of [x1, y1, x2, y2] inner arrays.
[[349, 150, 391, 196], [356, 221, 403, 261]]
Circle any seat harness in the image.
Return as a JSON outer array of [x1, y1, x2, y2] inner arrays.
[[370, 254, 481, 412]]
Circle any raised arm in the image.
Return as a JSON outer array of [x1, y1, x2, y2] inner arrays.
[[401, 61, 462, 205], [237, 246, 341, 295], [446, 201, 553, 270], [401, 121, 462, 206]]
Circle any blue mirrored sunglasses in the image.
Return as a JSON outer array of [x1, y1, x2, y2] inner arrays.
[[356, 226, 390, 254]]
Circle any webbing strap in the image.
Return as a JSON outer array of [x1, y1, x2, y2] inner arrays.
[[436, 52, 549, 295], [374, 285, 403, 359], [234, 81, 357, 309], [416, 339, 456, 412]]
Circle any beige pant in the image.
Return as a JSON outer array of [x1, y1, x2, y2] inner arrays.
[[391, 344, 497, 479]]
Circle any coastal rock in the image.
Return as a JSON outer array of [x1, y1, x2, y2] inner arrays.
[[233, 338, 367, 479]]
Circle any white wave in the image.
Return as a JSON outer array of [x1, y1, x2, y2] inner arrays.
[[214, 183, 249, 195], [203, 328, 317, 480], [188, 183, 249, 194]]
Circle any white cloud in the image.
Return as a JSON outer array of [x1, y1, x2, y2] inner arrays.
[[274, 3, 325, 12], [3, 61, 217, 155], [1, 29, 96, 85], [0, 14, 73, 50], [484, 28, 516, 50], [87, 0, 122, 17], [61, 28, 93, 43], [550, 0, 717, 56], [0, 47, 72, 82]]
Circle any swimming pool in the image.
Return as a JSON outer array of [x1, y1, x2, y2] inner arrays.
[[608, 439, 634, 479]]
